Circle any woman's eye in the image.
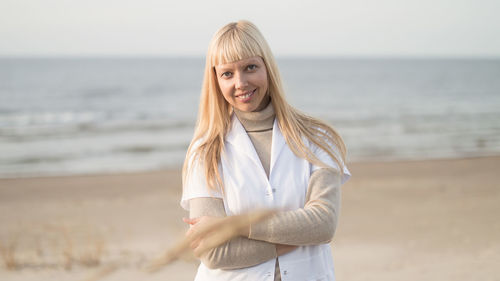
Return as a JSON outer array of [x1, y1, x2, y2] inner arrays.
[[222, 71, 232, 78], [247, 64, 257, 71]]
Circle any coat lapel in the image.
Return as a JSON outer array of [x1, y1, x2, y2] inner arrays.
[[225, 114, 286, 180]]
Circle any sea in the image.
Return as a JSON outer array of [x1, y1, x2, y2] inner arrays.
[[1, 57, 499, 178]]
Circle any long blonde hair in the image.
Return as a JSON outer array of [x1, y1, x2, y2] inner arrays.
[[182, 20, 347, 191]]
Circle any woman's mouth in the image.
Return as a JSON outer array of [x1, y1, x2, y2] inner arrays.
[[237, 89, 256, 101]]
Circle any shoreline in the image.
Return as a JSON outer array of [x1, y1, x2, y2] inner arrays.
[[1, 154, 499, 181]]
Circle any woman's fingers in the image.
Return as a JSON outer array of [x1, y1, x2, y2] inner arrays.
[[190, 237, 200, 250], [183, 217, 200, 225]]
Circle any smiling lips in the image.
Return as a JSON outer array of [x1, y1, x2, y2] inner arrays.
[[236, 89, 256, 101]]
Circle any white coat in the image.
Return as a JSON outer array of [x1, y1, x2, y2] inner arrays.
[[181, 114, 350, 281]]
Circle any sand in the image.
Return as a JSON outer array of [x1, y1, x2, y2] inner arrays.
[[0, 156, 499, 281]]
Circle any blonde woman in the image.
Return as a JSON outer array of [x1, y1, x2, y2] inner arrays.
[[181, 20, 350, 281]]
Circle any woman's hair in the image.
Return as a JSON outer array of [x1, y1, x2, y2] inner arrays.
[[182, 20, 347, 191]]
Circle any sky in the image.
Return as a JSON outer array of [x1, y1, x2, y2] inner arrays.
[[1, 0, 499, 57]]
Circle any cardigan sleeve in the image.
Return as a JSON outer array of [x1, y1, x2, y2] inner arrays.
[[188, 197, 278, 270], [248, 167, 341, 245]]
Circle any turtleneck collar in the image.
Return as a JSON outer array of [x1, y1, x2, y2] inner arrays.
[[233, 101, 275, 132]]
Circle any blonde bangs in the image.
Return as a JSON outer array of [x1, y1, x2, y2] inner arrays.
[[209, 25, 264, 67]]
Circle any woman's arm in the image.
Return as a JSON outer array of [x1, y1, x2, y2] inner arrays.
[[248, 167, 341, 245], [188, 197, 279, 270], [187, 167, 340, 268]]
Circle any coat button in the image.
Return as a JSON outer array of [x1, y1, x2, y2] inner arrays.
[[283, 270, 287, 275], [272, 188, 276, 193]]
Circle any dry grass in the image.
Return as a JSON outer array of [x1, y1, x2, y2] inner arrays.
[[79, 236, 105, 267], [81, 264, 120, 281], [75, 209, 277, 281], [0, 209, 275, 281], [0, 236, 19, 270], [61, 225, 73, 270], [79, 209, 276, 280], [0, 223, 108, 271]]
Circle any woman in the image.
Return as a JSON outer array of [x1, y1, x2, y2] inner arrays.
[[181, 20, 350, 281]]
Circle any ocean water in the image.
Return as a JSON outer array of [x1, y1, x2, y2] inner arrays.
[[1, 57, 499, 178]]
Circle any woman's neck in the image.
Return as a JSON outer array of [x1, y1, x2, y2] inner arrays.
[[233, 101, 275, 132]]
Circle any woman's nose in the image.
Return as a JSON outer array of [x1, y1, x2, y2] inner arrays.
[[235, 73, 248, 89]]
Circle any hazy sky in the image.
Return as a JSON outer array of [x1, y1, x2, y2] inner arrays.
[[1, 0, 499, 57]]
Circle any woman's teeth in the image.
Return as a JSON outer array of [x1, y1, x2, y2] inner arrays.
[[238, 90, 254, 99]]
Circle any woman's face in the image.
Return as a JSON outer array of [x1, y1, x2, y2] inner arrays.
[[215, 56, 269, 112]]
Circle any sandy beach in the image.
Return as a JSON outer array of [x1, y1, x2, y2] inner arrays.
[[1, 156, 499, 281]]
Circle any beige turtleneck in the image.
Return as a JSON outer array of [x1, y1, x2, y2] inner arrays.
[[188, 102, 342, 277], [233, 103, 275, 178]]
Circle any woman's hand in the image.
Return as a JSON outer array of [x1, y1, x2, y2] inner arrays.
[[184, 216, 222, 256], [184, 216, 224, 238], [184, 216, 250, 237], [183, 216, 249, 257], [181, 211, 275, 258], [184, 216, 222, 232]]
